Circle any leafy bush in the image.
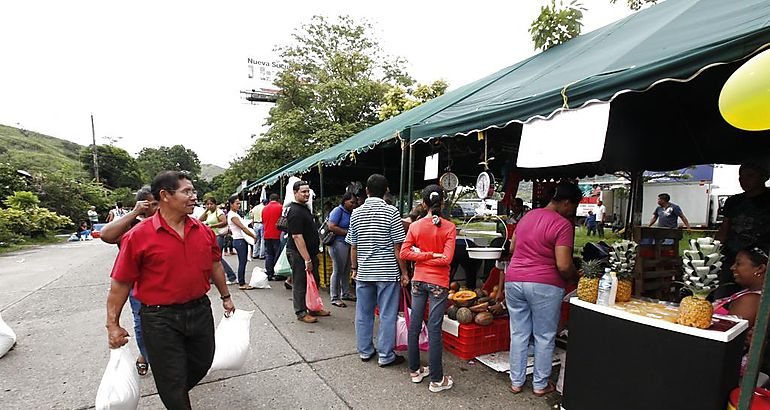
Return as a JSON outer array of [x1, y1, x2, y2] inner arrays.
[[0, 191, 72, 239]]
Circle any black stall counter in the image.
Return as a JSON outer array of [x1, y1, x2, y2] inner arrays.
[[562, 297, 748, 410]]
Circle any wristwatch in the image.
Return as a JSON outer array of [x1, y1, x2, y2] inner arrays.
[[220, 294, 231, 300]]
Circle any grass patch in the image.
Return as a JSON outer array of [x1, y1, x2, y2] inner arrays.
[[0, 236, 67, 255]]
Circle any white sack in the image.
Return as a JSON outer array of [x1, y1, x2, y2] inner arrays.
[[95, 345, 140, 410], [0, 312, 17, 358], [209, 309, 254, 372], [248, 267, 271, 289]]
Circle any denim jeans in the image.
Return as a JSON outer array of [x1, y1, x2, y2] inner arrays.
[[329, 240, 352, 301], [251, 223, 264, 258], [409, 281, 448, 382], [505, 281, 564, 390], [355, 280, 400, 365], [263, 239, 281, 278], [286, 249, 320, 317], [140, 296, 214, 410], [129, 288, 149, 363], [232, 238, 249, 285], [216, 234, 237, 282]]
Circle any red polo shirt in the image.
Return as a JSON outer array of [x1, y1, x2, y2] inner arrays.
[[262, 200, 283, 240], [110, 212, 221, 305]]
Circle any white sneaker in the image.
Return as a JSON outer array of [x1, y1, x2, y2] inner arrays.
[[226, 280, 236, 285], [429, 376, 454, 393], [410, 366, 429, 383]]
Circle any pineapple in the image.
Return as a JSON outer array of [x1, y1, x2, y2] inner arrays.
[[577, 259, 605, 303], [615, 269, 633, 303], [609, 240, 638, 303], [677, 237, 723, 329]]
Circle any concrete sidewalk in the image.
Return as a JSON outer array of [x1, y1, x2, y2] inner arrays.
[[0, 241, 556, 409]]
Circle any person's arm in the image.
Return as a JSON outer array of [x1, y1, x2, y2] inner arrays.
[[555, 246, 578, 280], [210, 212, 228, 229], [105, 279, 131, 348], [99, 201, 150, 244], [729, 293, 761, 328], [648, 214, 658, 227], [394, 242, 409, 286], [291, 234, 313, 271], [508, 233, 517, 256], [230, 214, 257, 240], [211, 260, 235, 316], [716, 217, 730, 242], [399, 228, 433, 262], [106, 209, 115, 223], [327, 207, 348, 236], [350, 245, 358, 280], [422, 226, 457, 267], [679, 212, 691, 229], [198, 210, 209, 222]]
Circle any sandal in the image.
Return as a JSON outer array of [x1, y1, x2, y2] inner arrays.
[[136, 359, 148, 376], [410, 366, 429, 383], [331, 301, 347, 308], [239, 285, 255, 290], [429, 376, 454, 393], [533, 381, 556, 397], [510, 385, 523, 394]]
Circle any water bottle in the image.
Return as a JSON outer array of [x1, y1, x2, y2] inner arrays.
[[596, 269, 614, 306]]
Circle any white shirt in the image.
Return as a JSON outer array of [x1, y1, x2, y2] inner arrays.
[[595, 205, 606, 222], [227, 212, 246, 239]]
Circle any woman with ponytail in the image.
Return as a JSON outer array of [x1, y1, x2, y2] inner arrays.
[[399, 184, 456, 393]]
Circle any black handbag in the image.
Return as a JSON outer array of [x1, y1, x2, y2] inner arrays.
[[276, 206, 290, 232], [318, 219, 335, 246]]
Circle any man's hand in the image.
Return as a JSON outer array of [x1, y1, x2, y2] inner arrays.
[[107, 324, 129, 349], [132, 200, 151, 216], [223, 299, 235, 317], [432, 253, 447, 259], [400, 273, 409, 287], [351, 268, 357, 280]]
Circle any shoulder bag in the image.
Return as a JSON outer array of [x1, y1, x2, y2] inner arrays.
[[276, 206, 290, 232]]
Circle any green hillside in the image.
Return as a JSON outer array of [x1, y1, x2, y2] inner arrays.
[[0, 124, 87, 177]]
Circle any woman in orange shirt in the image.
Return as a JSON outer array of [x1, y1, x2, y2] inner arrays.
[[400, 184, 456, 393]]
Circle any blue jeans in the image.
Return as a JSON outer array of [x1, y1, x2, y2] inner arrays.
[[505, 281, 564, 390], [409, 281, 448, 383], [232, 238, 249, 285], [251, 223, 264, 258], [216, 234, 237, 282], [329, 240, 352, 301], [355, 280, 400, 365], [129, 288, 149, 363], [263, 238, 281, 278]]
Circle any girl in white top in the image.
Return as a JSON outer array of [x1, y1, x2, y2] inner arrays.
[[227, 196, 258, 289]]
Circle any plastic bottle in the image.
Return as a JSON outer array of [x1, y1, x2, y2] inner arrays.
[[596, 268, 614, 306], [609, 272, 618, 305]]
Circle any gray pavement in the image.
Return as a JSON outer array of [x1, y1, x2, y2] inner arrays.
[[0, 241, 556, 409]]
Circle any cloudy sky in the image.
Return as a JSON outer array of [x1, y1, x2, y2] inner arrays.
[[0, 1, 637, 168]]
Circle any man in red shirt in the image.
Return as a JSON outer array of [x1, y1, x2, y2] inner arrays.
[[106, 171, 235, 410], [261, 193, 284, 280]]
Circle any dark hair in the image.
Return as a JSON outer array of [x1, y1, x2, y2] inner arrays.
[[741, 160, 770, 180], [227, 195, 240, 205], [269, 193, 279, 201], [740, 244, 769, 266], [658, 193, 671, 202], [366, 174, 388, 198], [151, 171, 191, 201], [204, 196, 217, 205], [262, 198, 268, 205], [551, 182, 583, 205], [293, 180, 309, 192], [116, 202, 123, 208], [514, 198, 524, 206], [135, 186, 153, 202], [340, 192, 355, 205], [407, 203, 427, 222], [421, 184, 444, 226]]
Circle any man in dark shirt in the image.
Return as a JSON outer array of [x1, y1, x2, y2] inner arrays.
[[106, 171, 235, 409], [286, 180, 330, 323]]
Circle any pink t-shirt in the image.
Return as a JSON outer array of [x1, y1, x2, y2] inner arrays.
[[505, 208, 574, 289]]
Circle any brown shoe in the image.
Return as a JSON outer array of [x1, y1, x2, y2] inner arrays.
[[309, 309, 331, 317], [297, 314, 318, 323]]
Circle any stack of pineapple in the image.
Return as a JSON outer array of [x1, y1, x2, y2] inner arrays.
[[678, 237, 723, 329], [608, 240, 638, 303], [577, 259, 605, 303]]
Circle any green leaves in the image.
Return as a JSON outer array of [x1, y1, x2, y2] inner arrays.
[[79, 145, 143, 189], [529, 0, 586, 51], [136, 145, 201, 182]]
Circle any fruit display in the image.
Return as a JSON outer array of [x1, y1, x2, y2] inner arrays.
[[456, 307, 474, 324], [447, 305, 460, 321], [452, 290, 478, 307], [577, 259, 605, 303], [678, 237, 723, 329], [608, 240, 638, 303], [474, 311, 494, 326]]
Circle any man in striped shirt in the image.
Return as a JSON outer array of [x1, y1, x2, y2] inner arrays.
[[346, 174, 408, 367]]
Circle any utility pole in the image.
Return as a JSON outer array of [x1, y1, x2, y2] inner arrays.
[[91, 114, 99, 182]]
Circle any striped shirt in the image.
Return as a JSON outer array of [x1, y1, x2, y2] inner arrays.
[[346, 197, 406, 282]]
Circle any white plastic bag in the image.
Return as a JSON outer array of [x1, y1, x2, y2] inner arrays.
[[0, 312, 17, 358], [95, 344, 140, 410], [209, 309, 254, 372], [248, 266, 271, 289]]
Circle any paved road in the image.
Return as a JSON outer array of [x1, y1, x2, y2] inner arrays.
[[0, 241, 556, 409]]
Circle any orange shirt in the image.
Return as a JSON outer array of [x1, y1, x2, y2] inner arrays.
[[399, 217, 456, 288]]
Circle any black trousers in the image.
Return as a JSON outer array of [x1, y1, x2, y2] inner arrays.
[[287, 249, 320, 317], [140, 296, 215, 410]]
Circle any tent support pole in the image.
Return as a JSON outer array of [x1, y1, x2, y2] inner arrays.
[[399, 140, 407, 214], [319, 165, 328, 288], [739, 266, 770, 408], [407, 142, 414, 212]]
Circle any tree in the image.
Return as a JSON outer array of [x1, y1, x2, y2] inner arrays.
[[33, 174, 111, 226], [79, 145, 144, 189], [0, 162, 29, 201], [379, 80, 449, 120], [530, 0, 657, 51], [136, 145, 202, 182]]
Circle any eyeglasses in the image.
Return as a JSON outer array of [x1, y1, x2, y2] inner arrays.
[[167, 189, 197, 198]]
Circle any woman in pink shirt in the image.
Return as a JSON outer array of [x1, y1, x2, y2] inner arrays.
[[400, 185, 456, 393], [498, 182, 581, 396]]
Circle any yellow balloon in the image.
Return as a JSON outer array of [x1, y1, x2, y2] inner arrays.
[[719, 49, 770, 131]]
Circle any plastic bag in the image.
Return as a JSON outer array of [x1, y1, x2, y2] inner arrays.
[[0, 312, 17, 358], [305, 271, 324, 312], [209, 309, 254, 372], [274, 246, 292, 277], [395, 292, 428, 351], [248, 267, 271, 289], [95, 345, 140, 410]]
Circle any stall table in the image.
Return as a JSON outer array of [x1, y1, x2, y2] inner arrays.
[[562, 297, 748, 410]]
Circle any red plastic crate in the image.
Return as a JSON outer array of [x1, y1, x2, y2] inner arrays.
[[442, 317, 510, 360]]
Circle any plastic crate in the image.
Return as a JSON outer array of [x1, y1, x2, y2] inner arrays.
[[442, 317, 509, 360]]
